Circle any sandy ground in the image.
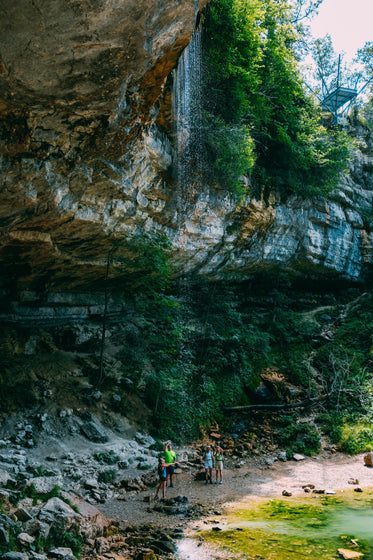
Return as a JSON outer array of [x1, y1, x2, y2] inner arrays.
[[98, 451, 373, 530]]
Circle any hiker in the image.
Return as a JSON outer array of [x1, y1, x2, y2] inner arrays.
[[203, 445, 214, 484], [155, 457, 176, 500], [164, 440, 177, 488], [214, 445, 224, 484]]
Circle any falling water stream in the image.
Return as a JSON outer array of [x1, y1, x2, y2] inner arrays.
[[172, 25, 203, 222]]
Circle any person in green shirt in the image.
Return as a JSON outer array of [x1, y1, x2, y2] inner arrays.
[[164, 440, 176, 488]]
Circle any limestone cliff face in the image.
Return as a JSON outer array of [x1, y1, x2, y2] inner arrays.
[[0, 0, 208, 294], [0, 0, 372, 312]]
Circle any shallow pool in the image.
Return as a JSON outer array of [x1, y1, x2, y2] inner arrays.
[[178, 489, 373, 560]]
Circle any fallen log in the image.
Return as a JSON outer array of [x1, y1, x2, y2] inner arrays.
[[223, 394, 328, 412]]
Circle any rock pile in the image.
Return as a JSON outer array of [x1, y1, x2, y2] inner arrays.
[[0, 422, 184, 559]]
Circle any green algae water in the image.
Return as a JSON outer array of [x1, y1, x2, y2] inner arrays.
[[178, 489, 373, 559]]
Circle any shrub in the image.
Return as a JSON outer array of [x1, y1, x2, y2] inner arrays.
[[338, 422, 373, 455], [94, 451, 119, 465], [275, 417, 321, 456], [97, 469, 116, 484]]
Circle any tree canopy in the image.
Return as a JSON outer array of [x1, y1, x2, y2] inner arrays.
[[201, 0, 352, 198]]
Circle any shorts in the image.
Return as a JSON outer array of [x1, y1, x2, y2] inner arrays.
[[204, 461, 213, 469], [159, 475, 166, 482], [166, 465, 175, 475], [215, 460, 223, 470]]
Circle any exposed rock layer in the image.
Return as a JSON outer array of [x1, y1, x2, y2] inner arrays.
[[0, 0, 372, 309]]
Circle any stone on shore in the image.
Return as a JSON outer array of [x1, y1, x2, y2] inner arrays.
[[338, 548, 364, 559]]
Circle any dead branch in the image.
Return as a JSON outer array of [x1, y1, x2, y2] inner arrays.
[[223, 394, 330, 413]]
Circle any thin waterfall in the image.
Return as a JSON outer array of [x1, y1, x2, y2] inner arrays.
[[171, 27, 204, 433], [172, 26, 203, 219]]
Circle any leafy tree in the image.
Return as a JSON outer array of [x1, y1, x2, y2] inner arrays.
[[201, 0, 351, 198], [290, 0, 323, 24], [310, 35, 339, 93], [356, 42, 373, 81]]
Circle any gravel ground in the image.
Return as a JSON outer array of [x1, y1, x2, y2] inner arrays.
[[98, 451, 373, 530]]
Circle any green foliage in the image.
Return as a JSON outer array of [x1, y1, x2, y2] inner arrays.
[[94, 450, 119, 465], [40, 531, 82, 559], [338, 422, 373, 455], [60, 532, 83, 557], [0, 366, 36, 412], [275, 415, 321, 456], [117, 280, 373, 442], [8, 484, 62, 507], [111, 232, 173, 297], [316, 413, 373, 455], [315, 412, 344, 444], [97, 469, 116, 483], [202, 114, 255, 196], [311, 292, 373, 413], [149, 438, 165, 451], [202, 0, 352, 198]]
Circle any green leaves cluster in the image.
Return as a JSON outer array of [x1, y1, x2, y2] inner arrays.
[[119, 282, 270, 441], [117, 275, 372, 445], [201, 0, 351, 197]]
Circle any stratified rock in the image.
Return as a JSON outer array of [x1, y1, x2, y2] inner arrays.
[[0, 0, 371, 301]]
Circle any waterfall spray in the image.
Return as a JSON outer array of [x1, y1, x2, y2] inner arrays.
[[172, 26, 203, 218]]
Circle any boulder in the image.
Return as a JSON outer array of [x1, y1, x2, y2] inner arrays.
[[28, 476, 63, 494], [0, 513, 17, 530], [80, 421, 109, 443], [48, 548, 76, 560], [24, 518, 51, 539], [29, 553, 48, 560], [39, 497, 81, 535], [18, 532, 35, 546], [135, 433, 155, 447], [363, 452, 373, 467], [0, 469, 13, 485], [293, 454, 306, 461], [74, 499, 111, 539]]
